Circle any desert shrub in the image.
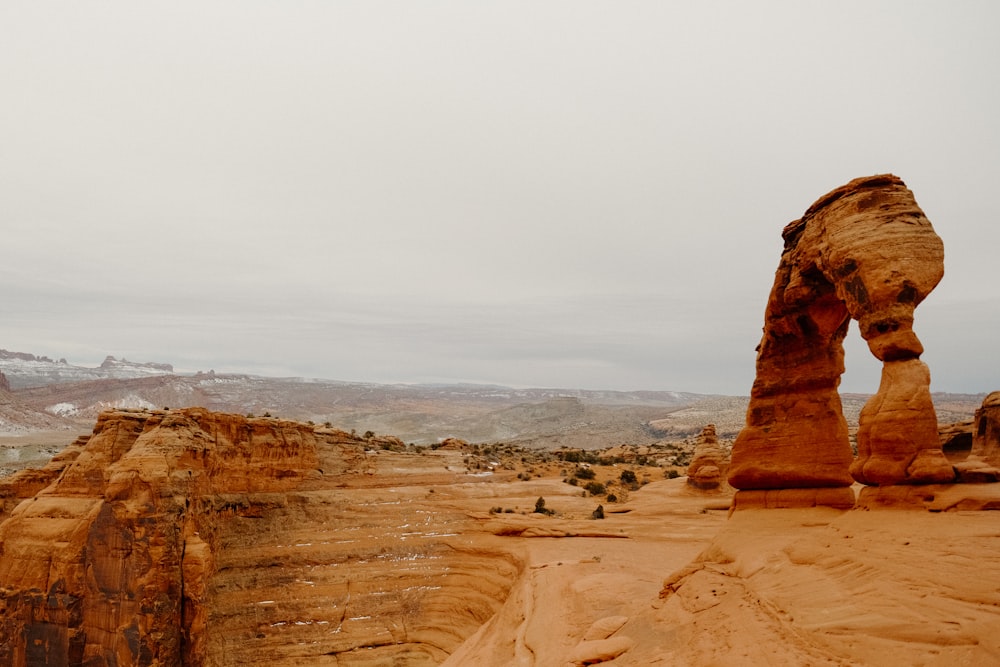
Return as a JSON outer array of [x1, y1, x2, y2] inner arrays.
[[606, 493, 618, 503], [665, 469, 680, 479], [592, 505, 605, 520], [574, 468, 596, 480], [503, 508, 514, 513], [619, 470, 637, 485], [363, 430, 375, 440], [567, 477, 579, 486], [533, 497, 554, 515], [584, 481, 606, 496]]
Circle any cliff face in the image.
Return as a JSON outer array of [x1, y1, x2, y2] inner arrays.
[[0, 408, 338, 667], [0, 409, 527, 667]]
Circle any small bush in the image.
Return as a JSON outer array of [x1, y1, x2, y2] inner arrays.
[[619, 470, 637, 485], [574, 468, 596, 480], [584, 481, 606, 496], [533, 497, 554, 515], [568, 477, 579, 486], [606, 493, 618, 503], [592, 504, 605, 520], [665, 469, 680, 479]]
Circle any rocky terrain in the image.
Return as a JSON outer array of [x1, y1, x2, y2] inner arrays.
[[1, 404, 998, 666], [1, 176, 996, 666], [0, 360, 710, 447]]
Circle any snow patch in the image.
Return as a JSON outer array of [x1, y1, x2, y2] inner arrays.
[[47, 402, 79, 417]]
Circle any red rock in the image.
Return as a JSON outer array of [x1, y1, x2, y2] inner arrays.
[[686, 424, 729, 490], [729, 175, 951, 499], [971, 391, 1000, 465], [0, 408, 327, 667]]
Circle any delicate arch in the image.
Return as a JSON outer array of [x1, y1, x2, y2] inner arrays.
[[728, 175, 954, 507]]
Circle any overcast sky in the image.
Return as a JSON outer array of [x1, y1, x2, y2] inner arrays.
[[2, 2, 997, 394]]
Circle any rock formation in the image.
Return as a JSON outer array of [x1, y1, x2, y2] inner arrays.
[[729, 174, 954, 507], [0, 408, 337, 666], [0, 408, 528, 666], [948, 392, 1000, 483], [686, 424, 729, 490], [971, 392, 1000, 464]]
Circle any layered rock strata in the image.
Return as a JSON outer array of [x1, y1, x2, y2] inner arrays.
[[0, 408, 524, 667], [686, 424, 729, 490], [971, 391, 1000, 464], [729, 174, 953, 506], [0, 408, 335, 666]]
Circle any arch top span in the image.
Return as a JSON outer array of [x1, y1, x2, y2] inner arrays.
[[728, 174, 954, 505]]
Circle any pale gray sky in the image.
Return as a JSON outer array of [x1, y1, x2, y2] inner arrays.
[[2, 2, 998, 394]]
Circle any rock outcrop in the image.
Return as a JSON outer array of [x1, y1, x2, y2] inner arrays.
[[686, 424, 729, 490], [0, 408, 529, 666], [948, 392, 1000, 483], [0, 408, 338, 667], [729, 174, 953, 507], [971, 391, 1000, 464]]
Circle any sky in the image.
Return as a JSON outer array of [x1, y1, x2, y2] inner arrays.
[[2, 1, 998, 395]]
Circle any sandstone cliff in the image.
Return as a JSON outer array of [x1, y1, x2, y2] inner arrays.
[[729, 174, 954, 508], [0, 408, 348, 666]]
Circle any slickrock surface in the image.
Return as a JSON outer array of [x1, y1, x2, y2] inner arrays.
[[730, 174, 952, 502], [647, 506, 1000, 666]]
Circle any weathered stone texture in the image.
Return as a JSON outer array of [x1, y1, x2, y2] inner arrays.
[[729, 174, 952, 501], [0, 408, 333, 667], [686, 424, 729, 490]]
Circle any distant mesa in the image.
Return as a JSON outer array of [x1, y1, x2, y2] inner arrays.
[[98, 355, 174, 372], [729, 174, 959, 509], [0, 349, 174, 389]]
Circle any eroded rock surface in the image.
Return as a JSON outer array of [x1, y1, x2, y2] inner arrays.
[[971, 391, 1000, 464], [0, 408, 347, 666], [686, 424, 729, 490], [0, 408, 532, 666], [729, 174, 952, 503]]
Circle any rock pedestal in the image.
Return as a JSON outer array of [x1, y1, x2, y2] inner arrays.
[[686, 424, 729, 490]]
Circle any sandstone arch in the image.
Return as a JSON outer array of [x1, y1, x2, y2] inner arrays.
[[729, 174, 955, 508]]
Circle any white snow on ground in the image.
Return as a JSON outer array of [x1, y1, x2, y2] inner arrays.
[[47, 402, 79, 417]]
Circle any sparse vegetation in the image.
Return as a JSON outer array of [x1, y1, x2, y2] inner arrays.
[[533, 497, 554, 515]]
